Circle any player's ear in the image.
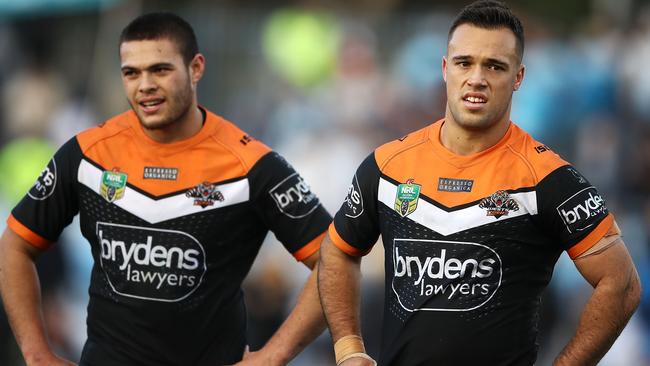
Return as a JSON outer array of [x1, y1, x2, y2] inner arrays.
[[514, 63, 525, 91], [442, 56, 448, 83], [189, 53, 205, 86]]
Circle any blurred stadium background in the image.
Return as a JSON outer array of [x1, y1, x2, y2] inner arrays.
[[1, 0, 649, 364]]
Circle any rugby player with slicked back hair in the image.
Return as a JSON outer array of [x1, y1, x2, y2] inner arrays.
[[318, 1, 641, 365], [0, 12, 330, 366]]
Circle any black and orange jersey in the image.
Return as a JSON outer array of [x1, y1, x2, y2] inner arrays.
[[331, 120, 613, 366], [7, 108, 331, 366]]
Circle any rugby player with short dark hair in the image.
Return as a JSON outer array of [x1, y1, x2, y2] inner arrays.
[[0, 12, 329, 366], [318, 1, 641, 365]]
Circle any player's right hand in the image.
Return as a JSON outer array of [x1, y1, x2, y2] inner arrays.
[[338, 354, 377, 366]]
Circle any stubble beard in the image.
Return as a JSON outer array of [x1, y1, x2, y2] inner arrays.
[[448, 96, 512, 132], [452, 111, 497, 131], [133, 82, 194, 132]]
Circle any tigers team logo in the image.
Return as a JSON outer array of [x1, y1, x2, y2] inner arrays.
[[186, 182, 224, 208], [394, 179, 421, 218], [100, 169, 128, 203], [479, 190, 519, 219]]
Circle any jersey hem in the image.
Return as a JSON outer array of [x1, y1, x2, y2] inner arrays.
[[293, 231, 326, 261], [328, 223, 372, 257], [7, 214, 52, 250], [567, 213, 614, 259]]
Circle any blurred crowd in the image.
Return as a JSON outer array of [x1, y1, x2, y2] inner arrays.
[[1, 0, 650, 365]]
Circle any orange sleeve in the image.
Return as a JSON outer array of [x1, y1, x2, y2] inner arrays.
[[293, 231, 326, 261], [6, 214, 52, 250], [328, 223, 372, 257], [567, 213, 614, 259]]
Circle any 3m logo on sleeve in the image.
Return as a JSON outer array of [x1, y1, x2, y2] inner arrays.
[[556, 187, 607, 233], [97, 222, 206, 302], [392, 239, 502, 312], [269, 173, 319, 219], [344, 175, 364, 218], [28, 158, 57, 200]]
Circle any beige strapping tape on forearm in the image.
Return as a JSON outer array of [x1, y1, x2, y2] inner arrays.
[[338, 352, 377, 365], [334, 335, 375, 365]]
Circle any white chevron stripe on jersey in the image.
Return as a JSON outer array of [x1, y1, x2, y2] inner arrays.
[[78, 159, 250, 224], [378, 178, 538, 236]]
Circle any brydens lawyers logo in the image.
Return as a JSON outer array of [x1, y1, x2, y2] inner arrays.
[[557, 187, 607, 233], [344, 174, 363, 218], [392, 239, 502, 312], [28, 158, 57, 200], [186, 182, 224, 208], [97, 222, 206, 302], [394, 179, 421, 218], [269, 173, 319, 219], [479, 190, 519, 219], [100, 169, 127, 203]]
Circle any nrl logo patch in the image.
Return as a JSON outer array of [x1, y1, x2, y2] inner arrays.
[[479, 190, 519, 219], [186, 182, 224, 208], [394, 179, 421, 218], [100, 169, 128, 203]]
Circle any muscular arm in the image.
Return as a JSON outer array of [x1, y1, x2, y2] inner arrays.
[[237, 250, 327, 365], [0, 228, 74, 366], [318, 234, 362, 341], [318, 234, 374, 366], [554, 237, 641, 366]]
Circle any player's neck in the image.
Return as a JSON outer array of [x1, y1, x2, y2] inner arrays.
[[142, 104, 204, 144], [440, 113, 511, 156]]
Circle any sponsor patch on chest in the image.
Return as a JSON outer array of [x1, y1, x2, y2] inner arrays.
[[392, 239, 502, 312], [143, 167, 178, 180], [437, 177, 474, 192], [97, 222, 206, 302]]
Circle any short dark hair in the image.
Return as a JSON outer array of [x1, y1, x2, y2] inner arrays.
[[119, 12, 199, 65], [448, 0, 524, 60]]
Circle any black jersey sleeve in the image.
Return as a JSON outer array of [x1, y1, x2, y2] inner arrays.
[[248, 152, 331, 261], [329, 152, 381, 256], [534, 165, 613, 258], [8, 137, 82, 249]]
